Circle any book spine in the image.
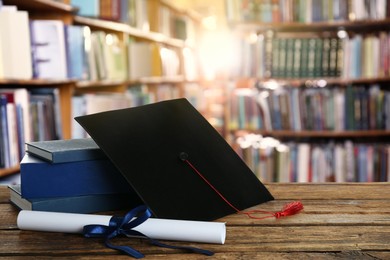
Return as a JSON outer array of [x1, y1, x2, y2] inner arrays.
[[235, 139, 390, 183], [0, 95, 10, 168]]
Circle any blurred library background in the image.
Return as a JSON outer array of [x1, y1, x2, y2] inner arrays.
[[1, 0, 390, 184]]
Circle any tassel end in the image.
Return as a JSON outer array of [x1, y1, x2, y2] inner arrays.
[[274, 201, 304, 218]]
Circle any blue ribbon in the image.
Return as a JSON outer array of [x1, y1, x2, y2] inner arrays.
[[83, 205, 214, 258]]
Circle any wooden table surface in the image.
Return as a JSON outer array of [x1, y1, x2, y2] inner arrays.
[[1, 183, 390, 259]]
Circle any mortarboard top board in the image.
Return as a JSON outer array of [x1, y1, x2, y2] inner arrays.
[[75, 98, 274, 221]]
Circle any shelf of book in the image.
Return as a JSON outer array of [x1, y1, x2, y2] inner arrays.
[[232, 136, 390, 183], [226, 0, 389, 25], [0, 0, 204, 176], [225, 0, 390, 182], [0, 80, 75, 141], [233, 129, 390, 139], [230, 18, 390, 33]]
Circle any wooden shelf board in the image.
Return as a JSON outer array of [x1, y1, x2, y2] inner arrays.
[[0, 166, 19, 178], [76, 80, 126, 88], [137, 76, 185, 84], [3, 0, 76, 13], [230, 18, 390, 32], [254, 77, 390, 88], [233, 130, 390, 138], [159, 0, 203, 23], [0, 79, 76, 86], [73, 16, 185, 48], [76, 76, 185, 88]]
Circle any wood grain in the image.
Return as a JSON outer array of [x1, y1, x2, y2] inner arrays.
[[1, 183, 390, 259]]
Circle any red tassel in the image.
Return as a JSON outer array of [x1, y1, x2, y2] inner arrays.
[[273, 201, 304, 218], [239, 201, 304, 220]]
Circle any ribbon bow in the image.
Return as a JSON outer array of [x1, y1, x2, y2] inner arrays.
[[83, 205, 214, 258]]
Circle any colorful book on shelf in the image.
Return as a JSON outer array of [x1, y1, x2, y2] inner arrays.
[[89, 31, 128, 81], [30, 20, 67, 79], [135, 0, 149, 31], [71, 95, 88, 139], [90, 31, 106, 80], [20, 153, 131, 199], [0, 92, 26, 168], [29, 94, 58, 141], [99, 0, 120, 21], [160, 47, 180, 77], [64, 25, 87, 80], [127, 40, 153, 79], [102, 33, 127, 81], [173, 16, 187, 40], [25, 138, 105, 163], [0, 7, 32, 79], [71, 0, 100, 17], [29, 88, 63, 140], [82, 27, 98, 81], [0, 89, 31, 144], [0, 95, 10, 168], [9, 184, 141, 214], [119, 0, 136, 26], [3, 94, 19, 167]]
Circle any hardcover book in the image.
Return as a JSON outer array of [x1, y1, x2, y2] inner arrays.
[[20, 153, 131, 199], [9, 184, 141, 214], [25, 138, 105, 163]]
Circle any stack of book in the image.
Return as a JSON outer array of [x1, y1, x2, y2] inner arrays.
[[8, 138, 141, 213]]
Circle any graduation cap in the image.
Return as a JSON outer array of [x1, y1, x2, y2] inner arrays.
[[75, 98, 274, 221]]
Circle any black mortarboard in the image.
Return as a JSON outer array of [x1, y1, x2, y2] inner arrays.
[[75, 98, 274, 221]]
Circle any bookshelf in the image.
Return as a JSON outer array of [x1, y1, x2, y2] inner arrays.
[[225, 0, 390, 183], [0, 0, 203, 177]]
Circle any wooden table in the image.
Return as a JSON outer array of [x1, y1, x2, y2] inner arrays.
[[1, 183, 390, 259]]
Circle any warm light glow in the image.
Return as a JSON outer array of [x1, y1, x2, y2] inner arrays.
[[199, 30, 237, 80], [105, 34, 114, 45], [160, 47, 169, 59], [237, 134, 280, 150], [261, 80, 280, 90], [259, 137, 280, 149], [237, 134, 262, 149], [337, 30, 348, 39], [317, 79, 327, 87], [235, 88, 255, 96], [202, 15, 218, 30], [83, 27, 91, 51], [247, 33, 258, 43], [276, 143, 289, 153]]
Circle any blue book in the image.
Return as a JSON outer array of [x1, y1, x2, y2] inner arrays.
[[20, 153, 131, 199], [65, 25, 87, 80], [119, 0, 129, 23], [9, 184, 141, 213], [25, 138, 105, 163], [0, 95, 10, 168], [71, 0, 100, 17]]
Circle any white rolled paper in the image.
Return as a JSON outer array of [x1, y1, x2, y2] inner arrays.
[[17, 210, 226, 244]]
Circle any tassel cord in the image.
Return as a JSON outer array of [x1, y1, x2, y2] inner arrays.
[[183, 158, 304, 220]]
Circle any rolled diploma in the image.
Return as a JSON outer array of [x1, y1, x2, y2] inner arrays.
[[17, 210, 226, 244]]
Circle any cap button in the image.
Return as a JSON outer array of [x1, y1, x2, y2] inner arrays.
[[179, 152, 188, 161]]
